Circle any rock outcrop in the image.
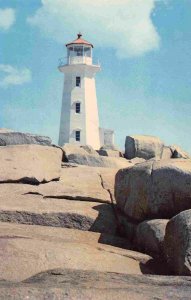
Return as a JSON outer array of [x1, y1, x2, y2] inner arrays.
[[1, 129, 191, 299], [98, 149, 123, 157], [161, 146, 173, 160], [115, 159, 191, 221], [125, 135, 164, 160], [1, 270, 191, 300], [62, 143, 131, 168], [0, 183, 117, 234], [64, 151, 132, 168], [171, 145, 190, 159], [135, 219, 168, 257], [0, 131, 52, 146], [164, 209, 191, 275], [0, 145, 62, 184], [80, 145, 99, 156], [0, 222, 152, 282], [32, 165, 116, 203]]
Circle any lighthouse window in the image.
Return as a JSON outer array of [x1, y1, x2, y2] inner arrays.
[[76, 103, 81, 114], [84, 47, 91, 57], [68, 47, 74, 57], [75, 131, 81, 142], [74, 46, 83, 56], [76, 76, 81, 87]]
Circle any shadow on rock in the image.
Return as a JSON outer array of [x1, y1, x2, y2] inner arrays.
[[91, 204, 132, 250], [140, 258, 172, 275]]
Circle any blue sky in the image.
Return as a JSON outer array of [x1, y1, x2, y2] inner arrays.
[[0, 0, 191, 152]]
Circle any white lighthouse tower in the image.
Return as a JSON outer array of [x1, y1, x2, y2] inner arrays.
[[58, 33, 101, 149]]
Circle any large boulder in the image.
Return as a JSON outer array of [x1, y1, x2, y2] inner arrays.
[[0, 145, 62, 184], [0, 131, 52, 146], [125, 135, 164, 160], [135, 219, 168, 257], [164, 209, 191, 275], [115, 159, 191, 221]]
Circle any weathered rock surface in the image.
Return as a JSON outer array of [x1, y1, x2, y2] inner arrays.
[[0, 145, 62, 184], [125, 135, 164, 160], [0, 221, 130, 251], [80, 145, 99, 156], [117, 214, 137, 242], [66, 153, 133, 168], [25, 165, 116, 204], [62, 143, 99, 157], [161, 146, 173, 160], [62, 143, 135, 168], [115, 159, 191, 221], [1, 270, 191, 300], [129, 157, 146, 165], [171, 144, 190, 159], [98, 149, 123, 158], [135, 219, 168, 257], [0, 131, 52, 146], [164, 209, 191, 275], [100, 144, 120, 151], [0, 184, 117, 234], [0, 222, 152, 282]]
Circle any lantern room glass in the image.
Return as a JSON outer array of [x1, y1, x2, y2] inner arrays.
[[68, 46, 92, 58]]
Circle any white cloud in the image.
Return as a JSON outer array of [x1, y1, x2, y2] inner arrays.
[[0, 8, 15, 30], [28, 0, 161, 58], [0, 65, 32, 88]]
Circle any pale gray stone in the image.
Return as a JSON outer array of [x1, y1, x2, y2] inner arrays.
[[98, 149, 123, 158], [62, 144, 132, 168], [115, 159, 191, 221], [100, 144, 120, 151], [80, 145, 99, 156], [161, 146, 173, 160], [164, 209, 191, 275], [65, 153, 133, 168], [129, 157, 146, 164], [0, 131, 52, 146], [135, 219, 168, 257], [171, 145, 190, 159], [0, 145, 62, 184], [0, 222, 151, 282], [0, 179, 117, 234], [125, 135, 164, 160], [1, 270, 191, 300]]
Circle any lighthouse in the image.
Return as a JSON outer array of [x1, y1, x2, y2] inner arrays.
[[58, 33, 102, 149]]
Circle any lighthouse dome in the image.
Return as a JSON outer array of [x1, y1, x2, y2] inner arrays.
[[66, 33, 93, 48]]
